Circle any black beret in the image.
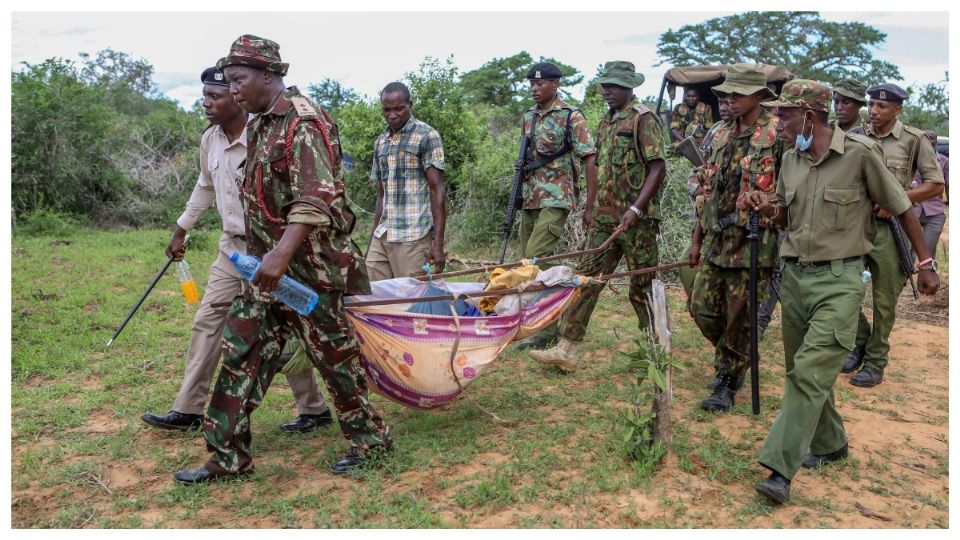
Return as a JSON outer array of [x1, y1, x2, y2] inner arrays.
[[867, 83, 907, 103], [527, 62, 563, 81], [201, 66, 229, 87]]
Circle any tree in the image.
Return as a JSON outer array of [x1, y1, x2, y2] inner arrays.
[[656, 12, 902, 84], [901, 73, 949, 136], [307, 78, 360, 112], [460, 52, 584, 115]]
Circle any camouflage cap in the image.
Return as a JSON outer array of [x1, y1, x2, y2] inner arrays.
[[596, 60, 645, 88], [761, 79, 830, 113], [217, 34, 289, 76], [831, 78, 867, 103], [712, 63, 776, 100]]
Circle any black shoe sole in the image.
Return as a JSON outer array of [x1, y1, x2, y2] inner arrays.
[[756, 483, 789, 505], [279, 421, 333, 434], [141, 417, 202, 431]]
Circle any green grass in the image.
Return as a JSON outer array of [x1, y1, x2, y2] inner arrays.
[[11, 226, 950, 528]]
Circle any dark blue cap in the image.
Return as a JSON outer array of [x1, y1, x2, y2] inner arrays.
[[867, 83, 907, 103], [201, 66, 229, 87], [527, 62, 563, 81]]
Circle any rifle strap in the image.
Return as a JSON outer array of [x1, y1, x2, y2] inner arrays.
[[524, 108, 575, 172]]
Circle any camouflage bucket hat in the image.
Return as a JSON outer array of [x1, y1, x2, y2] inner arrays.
[[712, 64, 776, 99], [596, 60, 645, 88], [217, 34, 289, 76], [762, 79, 830, 113], [831, 79, 867, 103]]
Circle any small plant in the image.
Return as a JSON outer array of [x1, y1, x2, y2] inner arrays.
[[621, 333, 684, 477]]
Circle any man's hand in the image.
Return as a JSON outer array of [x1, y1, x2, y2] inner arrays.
[[917, 269, 940, 295], [583, 203, 596, 231], [874, 203, 893, 220], [254, 248, 293, 294], [618, 209, 639, 231], [688, 238, 702, 267], [427, 242, 446, 274], [166, 226, 188, 261], [743, 190, 774, 217]]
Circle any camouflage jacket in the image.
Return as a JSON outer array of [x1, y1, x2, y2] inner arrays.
[[594, 97, 666, 222], [695, 108, 783, 268], [240, 86, 370, 301], [521, 97, 597, 211], [671, 102, 714, 143]]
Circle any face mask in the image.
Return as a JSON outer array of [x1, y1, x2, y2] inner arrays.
[[795, 112, 813, 151]]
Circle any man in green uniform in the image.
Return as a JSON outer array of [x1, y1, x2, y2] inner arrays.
[[687, 64, 783, 411], [529, 61, 666, 371], [513, 62, 598, 351], [842, 83, 944, 386], [831, 79, 868, 132], [744, 80, 939, 504], [671, 87, 715, 148], [174, 35, 390, 484]]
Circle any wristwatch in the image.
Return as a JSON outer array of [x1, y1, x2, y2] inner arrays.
[[629, 205, 644, 218], [917, 258, 938, 272]]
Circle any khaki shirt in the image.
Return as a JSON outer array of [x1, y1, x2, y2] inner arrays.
[[776, 127, 912, 262], [177, 122, 247, 237], [859, 120, 944, 189]]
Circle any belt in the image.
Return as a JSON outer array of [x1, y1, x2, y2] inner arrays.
[[783, 255, 861, 268]]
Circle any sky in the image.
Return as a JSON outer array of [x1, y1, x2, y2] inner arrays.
[[8, 7, 951, 112]]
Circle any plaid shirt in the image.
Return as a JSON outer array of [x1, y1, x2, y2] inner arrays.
[[370, 116, 445, 242]]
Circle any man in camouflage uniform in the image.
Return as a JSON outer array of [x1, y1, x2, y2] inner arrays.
[[841, 83, 944, 386], [744, 80, 938, 504], [831, 79, 868, 132], [513, 62, 598, 351], [671, 87, 715, 148], [687, 64, 784, 412], [529, 61, 665, 371], [174, 35, 390, 484]]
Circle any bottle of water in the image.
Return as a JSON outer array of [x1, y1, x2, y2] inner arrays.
[[175, 260, 200, 304], [229, 252, 319, 316], [861, 270, 872, 285]]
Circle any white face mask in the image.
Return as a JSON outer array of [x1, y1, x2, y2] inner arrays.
[[795, 111, 813, 151]]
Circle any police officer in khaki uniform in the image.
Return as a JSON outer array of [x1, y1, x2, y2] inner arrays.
[[842, 83, 944, 386], [744, 80, 939, 504]]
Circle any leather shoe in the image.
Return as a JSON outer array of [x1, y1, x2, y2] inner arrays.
[[701, 376, 736, 412], [330, 445, 390, 475], [173, 467, 253, 485], [142, 410, 203, 431], [850, 365, 884, 387], [841, 346, 864, 373], [802, 443, 849, 469], [514, 335, 555, 351], [756, 471, 791, 505], [279, 410, 334, 434], [706, 372, 745, 391]]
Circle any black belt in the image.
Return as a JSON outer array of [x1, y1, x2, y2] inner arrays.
[[783, 255, 861, 268]]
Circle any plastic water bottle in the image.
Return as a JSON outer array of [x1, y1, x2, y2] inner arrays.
[[229, 252, 319, 316], [175, 260, 200, 304], [861, 270, 872, 285]]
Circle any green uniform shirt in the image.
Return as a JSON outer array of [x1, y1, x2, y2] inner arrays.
[[671, 101, 714, 143], [521, 97, 597, 211], [594, 97, 665, 222], [857, 120, 944, 189], [775, 127, 912, 262]]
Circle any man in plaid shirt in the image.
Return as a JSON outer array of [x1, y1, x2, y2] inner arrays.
[[366, 82, 447, 279]]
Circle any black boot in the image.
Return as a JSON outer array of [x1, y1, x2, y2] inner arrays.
[[802, 443, 849, 469], [141, 410, 203, 431], [841, 346, 864, 373], [756, 471, 791, 504], [850, 365, 884, 387], [706, 371, 745, 391], [279, 410, 334, 434], [701, 375, 736, 412]]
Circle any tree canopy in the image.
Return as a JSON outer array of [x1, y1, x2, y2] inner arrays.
[[460, 52, 583, 115], [656, 11, 902, 85]]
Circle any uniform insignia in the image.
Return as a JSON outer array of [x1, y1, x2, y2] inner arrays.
[[214, 72, 224, 81], [535, 71, 541, 79], [879, 90, 887, 100]]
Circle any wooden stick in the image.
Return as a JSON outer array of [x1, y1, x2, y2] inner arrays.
[[854, 501, 892, 522]]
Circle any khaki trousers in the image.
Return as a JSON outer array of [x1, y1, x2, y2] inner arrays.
[[365, 230, 434, 280], [172, 233, 328, 415]]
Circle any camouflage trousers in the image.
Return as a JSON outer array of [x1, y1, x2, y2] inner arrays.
[[560, 219, 659, 342], [689, 261, 772, 379], [203, 294, 390, 475]]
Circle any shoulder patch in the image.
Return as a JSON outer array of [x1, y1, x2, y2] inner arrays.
[[902, 124, 926, 140], [289, 95, 318, 119], [846, 131, 877, 149]]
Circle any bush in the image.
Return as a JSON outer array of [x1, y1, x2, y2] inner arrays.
[[14, 208, 81, 238]]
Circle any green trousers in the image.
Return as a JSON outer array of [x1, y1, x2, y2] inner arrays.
[[855, 222, 907, 370], [759, 257, 864, 479], [559, 219, 659, 342], [519, 207, 569, 341]]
